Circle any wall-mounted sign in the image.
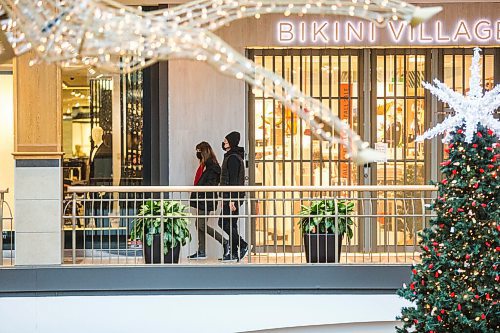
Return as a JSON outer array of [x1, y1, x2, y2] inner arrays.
[[276, 18, 500, 46]]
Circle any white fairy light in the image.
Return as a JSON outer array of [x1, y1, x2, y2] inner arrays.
[[417, 48, 500, 143], [0, 0, 442, 164]]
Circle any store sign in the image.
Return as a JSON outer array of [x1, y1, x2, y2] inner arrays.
[[276, 18, 500, 46]]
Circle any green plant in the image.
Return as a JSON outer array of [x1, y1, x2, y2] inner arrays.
[[299, 199, 355, 239], [130, 199, 191, 254]]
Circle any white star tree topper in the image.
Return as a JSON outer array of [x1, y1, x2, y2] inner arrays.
[[417, 48, 500, 143]]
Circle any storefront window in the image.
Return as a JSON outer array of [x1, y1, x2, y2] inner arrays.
[[249, 49, 360, 248], [62, 69, 144, 188]]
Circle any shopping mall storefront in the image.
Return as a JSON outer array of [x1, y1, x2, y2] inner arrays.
[[57, 2, 500, 190], [50, 2, 499, 252]]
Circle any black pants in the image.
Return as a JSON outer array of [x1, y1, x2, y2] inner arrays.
[[218, 200, 247, 254]]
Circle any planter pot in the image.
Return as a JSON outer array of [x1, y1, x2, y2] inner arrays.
[[303, 233, 343, 263], [144, 234, 181, 264]]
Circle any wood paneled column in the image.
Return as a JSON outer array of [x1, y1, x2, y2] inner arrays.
[[13, 52, 63, 265]]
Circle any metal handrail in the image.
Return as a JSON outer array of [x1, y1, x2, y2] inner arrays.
[[0, 188, 8, 265], [67, 185, 438, 193]]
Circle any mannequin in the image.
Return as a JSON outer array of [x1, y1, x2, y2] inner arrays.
[[90, 126, 104, 161], [89, 126, 112, 185]]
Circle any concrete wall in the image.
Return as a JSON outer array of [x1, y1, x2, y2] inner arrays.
[[0, 294, 410, 333]]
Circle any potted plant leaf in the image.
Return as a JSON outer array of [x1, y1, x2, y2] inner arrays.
[[299, 199, 354, 263], [130, 199, 191, 264]]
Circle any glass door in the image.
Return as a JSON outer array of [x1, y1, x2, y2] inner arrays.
[[248, 49, 362, 251]]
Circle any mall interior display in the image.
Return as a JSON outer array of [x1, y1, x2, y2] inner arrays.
[[0, 0, 442, 165], [417, 48, 500, 143], [299, 199, 354, 263], [397, 49, 500, 332], [130, 200, 191, 264]]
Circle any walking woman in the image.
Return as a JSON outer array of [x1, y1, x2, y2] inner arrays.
[[188, 142, 229, 259]]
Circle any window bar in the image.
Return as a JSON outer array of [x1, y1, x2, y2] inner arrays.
[[319, 54, 324, 186], [261, 54, 268, 263], [337, 51, 341, 186], [272, 55, 278, 263], [290, 54, 296, 263], [281, 54, 286, 259], [462, 49, 466, 96], [309, 51, 313, 190], [328, 54, 333, 187], [403, 52, 408, 186], [393, 53, 397, 187]]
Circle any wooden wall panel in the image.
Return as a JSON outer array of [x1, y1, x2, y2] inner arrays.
[[13, 52, 62, 158]]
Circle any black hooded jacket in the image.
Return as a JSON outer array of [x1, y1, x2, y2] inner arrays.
[[190, 159, 221, 212], [220, 146, 245, 200]]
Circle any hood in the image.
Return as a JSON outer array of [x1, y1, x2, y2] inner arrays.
[[226, 146, 245, 158]]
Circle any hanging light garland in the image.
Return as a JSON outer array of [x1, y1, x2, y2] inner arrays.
[[0, 0, 442, 164]]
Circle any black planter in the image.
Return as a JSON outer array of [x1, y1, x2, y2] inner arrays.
[[303, 233, 343, 263], [144, 234, 181, 264]]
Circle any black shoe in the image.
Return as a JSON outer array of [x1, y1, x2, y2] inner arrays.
[[219, 252, 237, 262], [188, 251, 207, 260], [239, 243, 251, 261], [222, 240, 230, 257]]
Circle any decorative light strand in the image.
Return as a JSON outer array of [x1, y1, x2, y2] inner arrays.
[[0, 0, 442, 164]]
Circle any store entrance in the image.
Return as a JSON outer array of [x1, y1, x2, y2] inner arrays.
[[247, 49, 362, 250]]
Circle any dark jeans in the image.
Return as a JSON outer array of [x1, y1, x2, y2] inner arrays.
[[218, 200, 247, 254], [195, 209, 224, 253]]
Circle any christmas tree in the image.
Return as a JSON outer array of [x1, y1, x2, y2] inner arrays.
[[397, 48, 500, 332]]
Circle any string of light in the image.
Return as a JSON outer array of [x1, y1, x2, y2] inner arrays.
[[0, 0, 442, 164]]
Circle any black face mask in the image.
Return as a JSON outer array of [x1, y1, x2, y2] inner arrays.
[[222, 142, 227, 151], [196, 152, 202, 160]]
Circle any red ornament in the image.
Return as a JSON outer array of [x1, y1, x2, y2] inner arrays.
[[458, 304, 462, 311], [448, 208, 453, 213], [486, 293, 491, 300], [477, 132, 482, 138], [458, 129, 464, 134], [435, 272, 439, 277], [481, 203, 487, 208], [457, 208, 464, 212], [479, 168, 485, 173], [439, 224, 444, 228], [488, 129, 494, 136], [481, 314, 486, 320], [496, 247, 500, 252], [413, 319, 418, 324], [488, 164, 494, 169], [475, 294, 480, 299], [486, 147, 493, 151], [429, 264, 434, 269], [465, 254, 471, 260], [440, 160, 451, 166], [486, 242, 491, 247], [410, 283, 415, 290], [437, 315, 442, 322], [412, 269, 417, 275], [450, 292, 455, 297], [473, 183, 479, 189], [440, 310, 445, 314], [444, 148, 450, 154], [442, 179, 448, 185], [473, 144, 478, 148], [472, 201, 477, 207], [452, 170, 458, 175], [423, 246, 429, 251], [432, 241, 439, 246], [421, 279, 425, 286]]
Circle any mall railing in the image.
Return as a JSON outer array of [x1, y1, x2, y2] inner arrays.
[[63, 185, 437, 265], [0, 189, 14, 266]]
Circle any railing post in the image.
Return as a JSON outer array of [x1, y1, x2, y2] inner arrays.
[[160, 192, 165, 264], [246, 191, 252, 263], [0, 190, 4, 265], [71, 192, 77, 264], [334, 196, 339, 263]]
